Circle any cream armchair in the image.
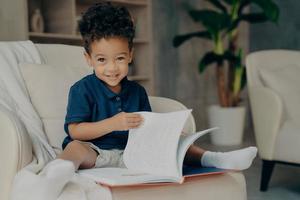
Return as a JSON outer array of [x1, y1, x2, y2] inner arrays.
[[246, 50, 300, 191], [0, 43, 246, 200]]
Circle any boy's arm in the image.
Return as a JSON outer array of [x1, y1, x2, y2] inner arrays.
[[68, 112, 143, 141]]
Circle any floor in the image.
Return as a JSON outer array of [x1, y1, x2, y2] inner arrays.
[[195, 130, 300, 200]]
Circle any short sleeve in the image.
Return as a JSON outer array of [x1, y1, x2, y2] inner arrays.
[[139, 87, 152, 112], [64, 84, 92, 132]]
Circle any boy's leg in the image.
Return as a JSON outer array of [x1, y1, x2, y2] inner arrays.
[[16, 141, 98, 200], [186, 144, 257, 170], [57, 140, 98, 170], [184, 145, 206, 165]]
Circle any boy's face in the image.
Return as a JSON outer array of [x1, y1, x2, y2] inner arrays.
[[84, 37, 133, 93]]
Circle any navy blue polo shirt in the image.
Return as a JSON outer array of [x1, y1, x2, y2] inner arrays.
[[62, 73, 151, 150]]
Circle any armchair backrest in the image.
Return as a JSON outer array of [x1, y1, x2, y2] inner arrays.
[[148, 96, 196, 134], [36, 43, 88, 68], [246, 49, 300, 88], [246, 50, 300, 121]]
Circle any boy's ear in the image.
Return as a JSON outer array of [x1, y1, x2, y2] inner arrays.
[[129, 48, 134, 63], [84, 52, 93, 67]]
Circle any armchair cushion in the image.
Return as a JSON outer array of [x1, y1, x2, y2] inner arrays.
[[19, 62, 91, 152], [259, 64, 300, 120]]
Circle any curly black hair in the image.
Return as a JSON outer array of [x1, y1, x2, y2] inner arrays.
[[79, 2, 135, 54]]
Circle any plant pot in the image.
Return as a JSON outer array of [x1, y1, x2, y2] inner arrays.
[[208, 105, 246, 146]]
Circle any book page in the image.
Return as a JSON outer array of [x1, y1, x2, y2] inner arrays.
[[78, 167, 182, 187], [123, 110, 191, 178], [176, 127, 219, 176]]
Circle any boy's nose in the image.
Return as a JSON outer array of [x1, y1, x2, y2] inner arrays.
[[106, 62, 118, 72]]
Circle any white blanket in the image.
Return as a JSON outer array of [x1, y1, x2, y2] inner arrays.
[[0, 41, 112, 200]]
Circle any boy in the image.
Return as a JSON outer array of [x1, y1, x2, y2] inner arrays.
[[35, 1, 257, 195]]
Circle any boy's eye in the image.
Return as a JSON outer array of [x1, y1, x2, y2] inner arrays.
[[97, 58, 106, 62], [117, 57, 125, 61]]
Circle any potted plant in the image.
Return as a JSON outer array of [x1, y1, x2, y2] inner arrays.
[[173, 0, 279, 145]]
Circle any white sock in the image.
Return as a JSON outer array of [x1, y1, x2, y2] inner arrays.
[[12, 159, 76, 200], [201, 146, 258, 170]]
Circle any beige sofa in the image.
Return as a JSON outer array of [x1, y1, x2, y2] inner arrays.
[[0, 43, 247, 200]]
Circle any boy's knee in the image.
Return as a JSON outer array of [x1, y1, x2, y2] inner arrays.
[[63, 141, 97, 169], [66, 140, 88, 154]]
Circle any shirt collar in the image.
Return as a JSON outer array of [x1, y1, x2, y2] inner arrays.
[[92, 72, 130, 99]]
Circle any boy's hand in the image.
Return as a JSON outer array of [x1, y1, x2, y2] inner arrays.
[[110, 112, 143, 131]]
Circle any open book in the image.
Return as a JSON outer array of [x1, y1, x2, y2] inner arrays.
[[78, 110, 225, 187]]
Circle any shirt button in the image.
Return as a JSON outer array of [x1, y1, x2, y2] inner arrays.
[[118, 108, 122, 112], [116, 96, 120, 101]]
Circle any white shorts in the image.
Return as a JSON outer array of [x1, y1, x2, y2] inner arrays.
[[85, 142, 126, 168]]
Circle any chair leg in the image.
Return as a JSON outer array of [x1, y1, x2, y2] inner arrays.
[[260, 160, 275, 191]]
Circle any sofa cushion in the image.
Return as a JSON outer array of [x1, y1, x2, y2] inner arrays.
[[259, 64, 300, 121], [19, 62, 92, 152], [111, 172, 246, 200]]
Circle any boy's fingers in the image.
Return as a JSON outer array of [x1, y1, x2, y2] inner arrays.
[[125, 114, 144, 129], [127, 117, 143, 123], [127, 113, 142, 118], [127, 117, 144, 127], [128, 121, 142, 129], [127, 115, 143, 122]]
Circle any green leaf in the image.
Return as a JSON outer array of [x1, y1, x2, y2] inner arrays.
[[206, 0, 228, 14], [221, 0, 235, 5], [233, 67, 243, 96], [241, 67, 247, 90], [188, 9, 231, 33], [240, 13, 268, 23], [198, 52, 223, 73], [250, 0, 279, 22], [227, 18, 240, 33], [173, 31, 212, 47], [223, 50, 239, 64], [227, 0, 279, 34]]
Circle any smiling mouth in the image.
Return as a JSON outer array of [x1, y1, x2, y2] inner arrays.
[[106, 74, 119, 79]]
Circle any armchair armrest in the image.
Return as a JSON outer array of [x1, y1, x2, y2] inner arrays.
[[0, 105, 33, 200], [248, 86, 283, 160]]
